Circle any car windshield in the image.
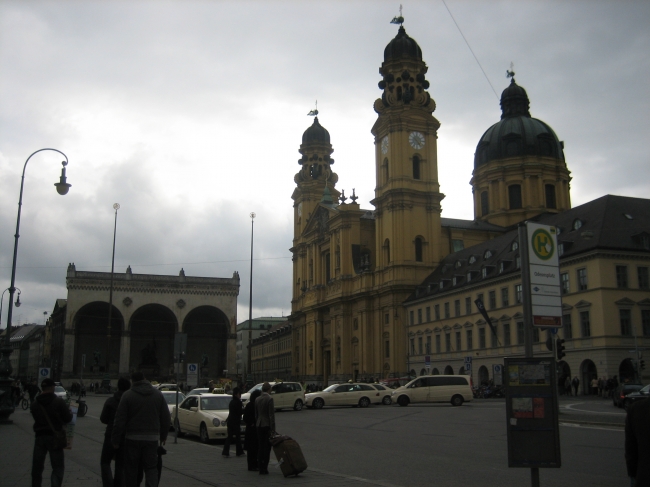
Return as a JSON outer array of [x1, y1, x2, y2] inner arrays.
[[188, 389, 209, 395], [322, 384, 338, 392], [640, 385, 650, 393], [200, 396, 231, 410], [54, 386, 66, 393], [163, 393, 185, 404], [247, 384, 264, 394]]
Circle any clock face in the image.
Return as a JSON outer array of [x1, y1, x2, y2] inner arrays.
[[380, 136, 389, 154], [409, 131, 425, 150]]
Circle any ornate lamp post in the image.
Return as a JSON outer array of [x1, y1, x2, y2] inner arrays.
[[0, 148, 70, 422]]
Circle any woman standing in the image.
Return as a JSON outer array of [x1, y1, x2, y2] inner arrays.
[[243, 390, 261, 471], [100, 377, 131, 487]]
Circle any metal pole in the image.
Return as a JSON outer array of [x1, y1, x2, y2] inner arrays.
[[518, 223, 540, 487], [106, 203, 120, 377], [247, 213, 255, 386]]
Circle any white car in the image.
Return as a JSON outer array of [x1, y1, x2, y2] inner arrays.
[[53, 386, 69, 401], [241, 382, 305, 411], [305, 383, 382, 409], [171, 394, 242, 443], [161, 391, 185, 416]]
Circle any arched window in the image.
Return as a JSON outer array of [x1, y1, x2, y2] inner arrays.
[[415, 237, 423, 262], [545, 184, 557, 209], [509, 184, 522, 210], [480, 191, 489, 216], [382, 158, 389, 184], [413, 156, 421, 180]]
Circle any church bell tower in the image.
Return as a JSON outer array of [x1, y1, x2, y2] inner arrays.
[[371, 23, 445, 281]]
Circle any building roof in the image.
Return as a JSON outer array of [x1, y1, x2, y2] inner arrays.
[[405, 195, 650, 304], [383, 26, 422, 62], [441, 217, 506, 232], [9, 324, 43, 343], [302, 117, 330, 146]]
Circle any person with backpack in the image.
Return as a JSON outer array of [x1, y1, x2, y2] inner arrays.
[[30, 378, 73, 487]]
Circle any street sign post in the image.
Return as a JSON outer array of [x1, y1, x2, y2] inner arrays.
[[464, 356, 472, 372], [187, 363, 199, 387], [527, 223, 562, 328], [493, 364, 503, 386], [39, 367, 50, 380]]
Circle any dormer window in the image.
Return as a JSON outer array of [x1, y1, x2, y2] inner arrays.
[[452, 277, 457, 286], [556, 227, 562, 236], [511, 241, 519, 252], [467, 272, 472, 282], [469, 255, 477, 265], [499, 261, 512, 273], [516, 255, 521, 269], [558, 243, 564, 256], [482, 267, 488, 278], [455, 260, 462, 269], [439, 281, 444, 290], [484, 250, 493, 260], [573, 219, 583, 231]]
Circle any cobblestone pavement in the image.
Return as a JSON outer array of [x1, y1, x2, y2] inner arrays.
[[1, 405, 403, 487]]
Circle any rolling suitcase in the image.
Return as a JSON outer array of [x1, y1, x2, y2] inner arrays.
[[271, 435, 307, 477]]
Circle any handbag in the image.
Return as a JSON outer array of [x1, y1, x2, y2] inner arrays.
[[39, 404, 68, 449]]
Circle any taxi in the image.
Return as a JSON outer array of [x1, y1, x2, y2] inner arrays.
[[305, 383, 384, 409], [171, 393, 242, 443]]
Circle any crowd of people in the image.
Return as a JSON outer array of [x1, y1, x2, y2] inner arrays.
[[557, 375, 621, 397]]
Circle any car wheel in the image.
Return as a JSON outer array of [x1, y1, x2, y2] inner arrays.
[[174, 418, 184, 437], [200, 423, 210, 443], [382, 395, 392, 406], [397, 395, 409, 407], [358, 397, 370, 408], [293, 399, 303, 411], [313, 398, 324, 409], [451, 395, 464, 407]]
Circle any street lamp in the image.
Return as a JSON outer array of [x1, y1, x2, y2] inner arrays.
[[0, 288, 22, 334], [0, 148, 70, 421], [247, 212, 255, 386], [106, 203, 120, 376]]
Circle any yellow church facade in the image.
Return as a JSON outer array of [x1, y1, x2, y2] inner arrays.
[[287, 24, 570, 384]]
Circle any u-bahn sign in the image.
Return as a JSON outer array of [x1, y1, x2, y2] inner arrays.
[[527, 223, 562, 327]]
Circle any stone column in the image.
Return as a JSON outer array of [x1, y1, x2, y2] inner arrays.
[[62, 331, 76, 376], [119, 331, 130, 374]]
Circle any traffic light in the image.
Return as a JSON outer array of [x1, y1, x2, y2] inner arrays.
[[556, 338, 566, 360], [640, 359, 646, 370]]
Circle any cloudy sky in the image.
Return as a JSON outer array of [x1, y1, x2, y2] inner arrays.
[[1, 0, 648, 327]]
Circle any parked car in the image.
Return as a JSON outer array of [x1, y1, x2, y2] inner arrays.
[[162, 391, 186, 416], [613, 383, 644, 408], [370, 383, 393, 405], [53, 385, 69, 401], [305, 383, 381, 409], [187, 388, 212, 396], [391, 375, 473, 407], [622, 384, 649, 410], [171, 393, 243, 443], [241, 381, 305, 411], [156, 383, 181, 391]]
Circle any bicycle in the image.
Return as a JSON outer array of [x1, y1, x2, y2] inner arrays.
[[20, 392, 30, 410]]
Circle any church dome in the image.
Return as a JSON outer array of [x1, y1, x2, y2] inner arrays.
[[302, 117, 330, 145], [384, 26, 422, 62], [474, 78, 564, 168]]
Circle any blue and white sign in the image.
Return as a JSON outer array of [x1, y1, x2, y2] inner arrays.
[[187, 363, 198, 387], [39, 367, 51, 379], [493, 364, 503, 386]]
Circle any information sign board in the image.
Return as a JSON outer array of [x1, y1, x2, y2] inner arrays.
[[505, 357, 561, 468], [187, 363, 198, 387], [425, 355, 431, 367], [39, 367, 51, 379], [493, 364, 503, 386], [464, 356, 472, 372], [527, 223, 562, 327]]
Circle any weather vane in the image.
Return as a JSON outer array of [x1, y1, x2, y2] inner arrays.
[[390, 4, 404, 25], [506, 62, 515, 80], [307, 100, 318, 116]]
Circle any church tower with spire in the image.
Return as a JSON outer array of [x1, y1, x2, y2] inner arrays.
[[371, 24, 445, 277]]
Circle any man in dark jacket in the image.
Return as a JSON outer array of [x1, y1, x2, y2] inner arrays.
[[255, 382, 276, 475], [30, 377, 73, 487], [222, 387, 244, 457], [626, 397, 650, 486], [243, 389, 261, 471], [100, 377, 131, 487], [112, 372, 170, 487]]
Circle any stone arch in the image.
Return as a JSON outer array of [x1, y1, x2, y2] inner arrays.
[[458, 367, 466, 375], [432, 368, 439, 375], [129, 304, 178, 380], [183, 306, 229, 381], [73, 301, 124, 375], [557, 360, 571, 386], [409, 369, 417, 380], [580, 359, 597, 395], [478, 365, 489, 385], [420, 368, 427, 376], [619, 358, 636, 383], [444, 365, 454, 375]]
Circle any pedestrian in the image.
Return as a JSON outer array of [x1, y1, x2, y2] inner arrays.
[[564, 376, 572, 396], [625, 397, 650, 486], [255, 382, 276, 475], [572, 376, 580, 396], [28, 381, 41, 403], [100, 376, 131, 487], [111, 371, 171, 487], [222, 387, 244, 457], [30, 377, 73, 487], [590, 377, 598, 395], [81, 382, 87, 398], [243, 389, 261, 471]]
